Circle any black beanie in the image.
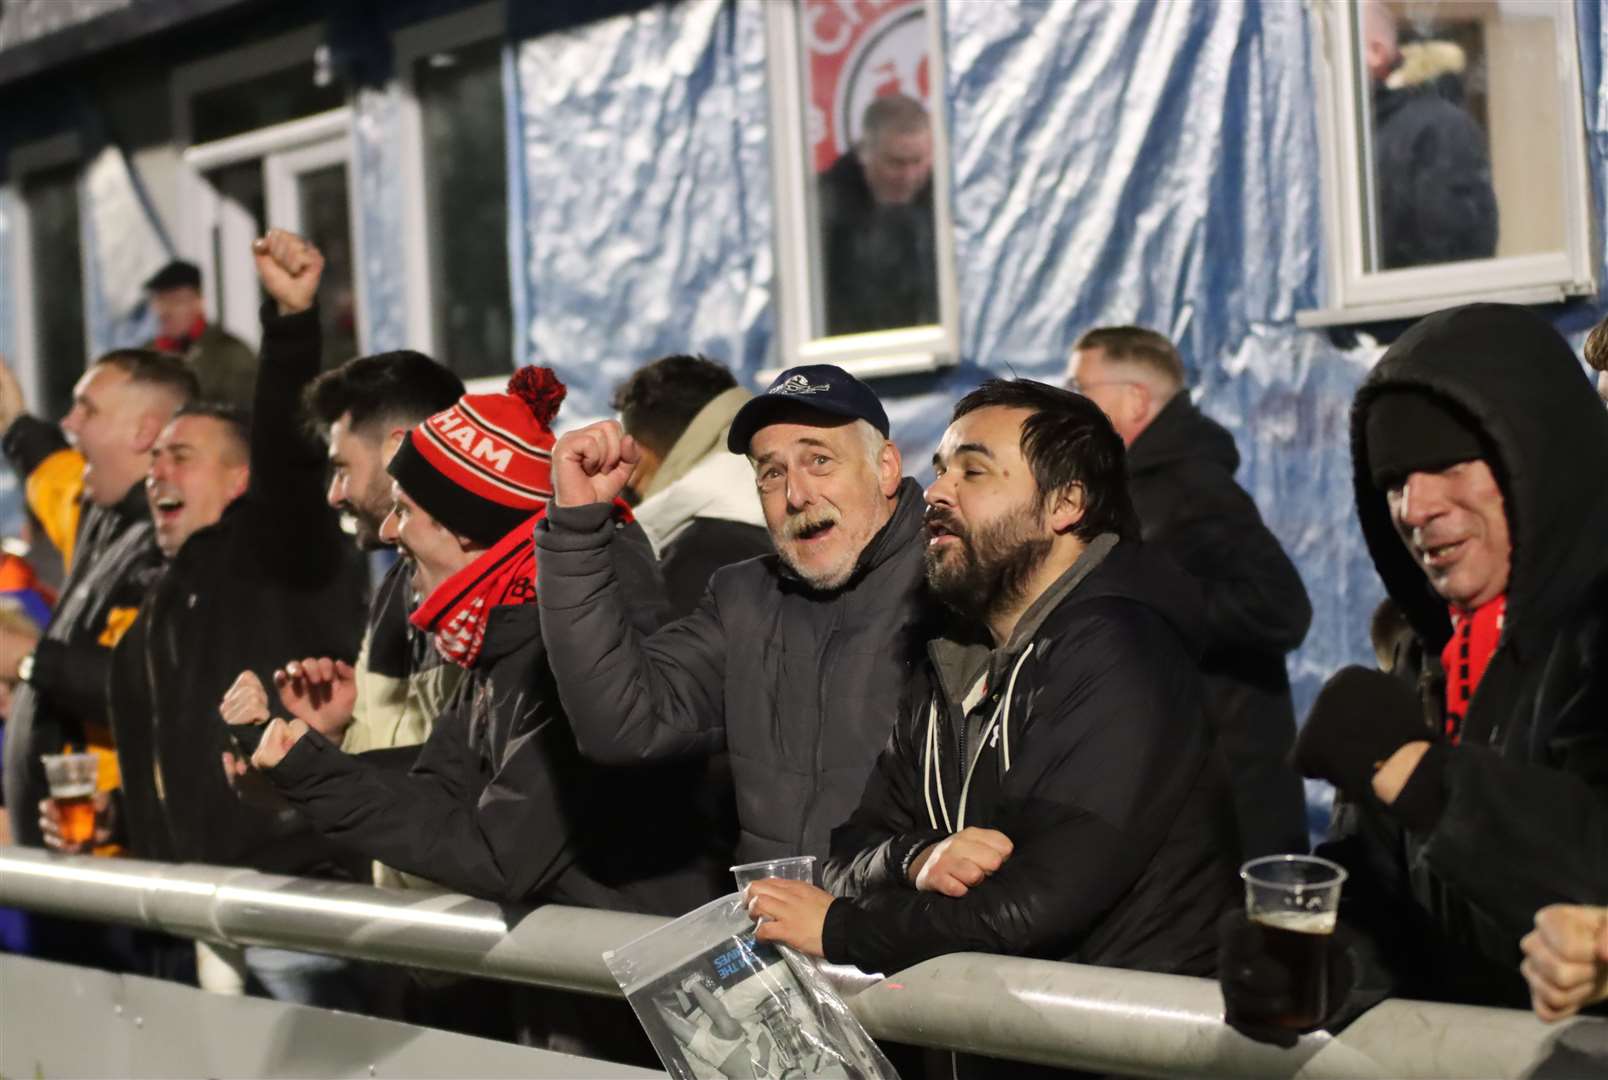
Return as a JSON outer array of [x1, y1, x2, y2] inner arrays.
[[1364, 390, 1486, 489]]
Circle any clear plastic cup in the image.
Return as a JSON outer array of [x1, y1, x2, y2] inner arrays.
[[731, 855, 817, 889], [41, 752, 99, 847], [1239, 854, 1348, 1030]]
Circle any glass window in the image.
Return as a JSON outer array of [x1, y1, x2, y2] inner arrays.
[[204, 159, 268, 318], [414, 38, 512, 379], [22, 163, 86, 420], [800, 0, 939, 338], [190, 61, 345, 145], [1357, 1, 1564, 272], [296, 162, 360, 368]]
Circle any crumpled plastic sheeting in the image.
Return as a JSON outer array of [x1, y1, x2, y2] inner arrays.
[[352, 84, 409, 354], [930, 1, 1395, 728], [513, 0, 773, 423]]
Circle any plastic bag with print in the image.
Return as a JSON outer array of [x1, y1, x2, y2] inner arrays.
[[603, 892, 898, 1079]]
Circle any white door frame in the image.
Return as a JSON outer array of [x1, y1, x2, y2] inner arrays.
[[179, 108, 357, 350]]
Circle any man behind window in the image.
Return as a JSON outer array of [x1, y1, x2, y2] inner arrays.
[[818, 93, 938, 335], [143, 259, 258, 406], [749, 379, 1237, 1078]]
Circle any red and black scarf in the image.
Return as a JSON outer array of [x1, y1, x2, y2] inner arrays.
[[410, 512, 542, 668], [155, 315, 207, 355], [1439, 593, 1506, 745]]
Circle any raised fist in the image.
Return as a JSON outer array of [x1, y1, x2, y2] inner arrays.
[[252, 228, 325, 316], [551, 420, 640, 508]]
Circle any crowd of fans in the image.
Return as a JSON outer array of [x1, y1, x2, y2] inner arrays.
[[0, 220, 1606, 1077]]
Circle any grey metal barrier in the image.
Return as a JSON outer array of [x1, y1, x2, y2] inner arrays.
[[2, 846, 1605, 1078]]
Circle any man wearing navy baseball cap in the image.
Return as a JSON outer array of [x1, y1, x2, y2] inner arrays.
[[536, 363, 934, 866]]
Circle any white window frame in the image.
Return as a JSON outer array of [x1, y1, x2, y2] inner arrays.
[[763, 0, 961, 380], [395, 1, 508, 369], [170, 25, 366, 351], [1298, 0, 1597, 328], [6, 132, 89, 413]]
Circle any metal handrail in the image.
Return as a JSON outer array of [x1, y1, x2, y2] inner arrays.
[[0, 846, 1601, 1078]]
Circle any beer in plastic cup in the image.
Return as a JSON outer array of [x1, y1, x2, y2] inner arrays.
[[42, 752, 99, 847], [731, 855, 816, 888], [1239, 854, 1348, 1031]]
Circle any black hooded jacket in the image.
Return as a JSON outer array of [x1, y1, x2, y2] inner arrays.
[[821, 539, 1239, 978], [1127, 394, 1311, 858], [1328, 302, 1608, 1010], [536, 479, 934, 864], [108, 304, 368, 875]]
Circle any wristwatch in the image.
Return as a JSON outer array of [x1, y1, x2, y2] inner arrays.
[[17, 650, 35, 684]]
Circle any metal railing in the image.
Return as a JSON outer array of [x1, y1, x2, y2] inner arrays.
[[1, 846, 1604, 1078]]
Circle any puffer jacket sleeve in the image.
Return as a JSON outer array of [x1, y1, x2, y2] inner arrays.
[[535, 503, 728, 765], [820, 604, 1206, 974], [267, 667, 584, 904]]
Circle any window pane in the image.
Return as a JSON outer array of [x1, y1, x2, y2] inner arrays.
[[415, 39, 513, 379], [296, 163, 360, 369], [204, 159, 268, 317], [190, 61, 344, 145], [23, 164, 86, 420], [1357, 1, 1563, 271], [800, 0, 939, 338]]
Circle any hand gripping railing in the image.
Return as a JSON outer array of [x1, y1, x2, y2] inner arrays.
[[2, 846, 1604, 1078]]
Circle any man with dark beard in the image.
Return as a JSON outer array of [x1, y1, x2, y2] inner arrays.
[[748, 379, 1237, 1077]]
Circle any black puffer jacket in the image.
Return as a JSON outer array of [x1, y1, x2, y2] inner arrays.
[[268, 527, 724, 913], [821, 539, 1238, 979], [536, 479, 933, 863], [108, 304, 368, 875], [1127, 394, 1311, 858], [1327, 303, 1608, 1011]]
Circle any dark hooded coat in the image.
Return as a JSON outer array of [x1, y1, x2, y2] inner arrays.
[[1126, 394, 1311, 858], [1326, 302, 1608, 1012]]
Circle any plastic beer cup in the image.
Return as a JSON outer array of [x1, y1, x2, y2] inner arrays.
[[41, 752, 99, 847], [1239, 854, 1348, 1030]]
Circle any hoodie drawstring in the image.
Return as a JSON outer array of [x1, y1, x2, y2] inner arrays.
[[923, 644, 1035, 831]]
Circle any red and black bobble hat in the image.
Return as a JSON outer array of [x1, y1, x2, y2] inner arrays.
[[387, 366, 567, 545]]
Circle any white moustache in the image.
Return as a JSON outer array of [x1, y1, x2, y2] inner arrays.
[[782, 509, 840, 541]]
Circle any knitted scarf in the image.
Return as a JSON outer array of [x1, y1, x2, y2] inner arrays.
[[1439, 593, 1506, 746], [410, 513, 541, 668]]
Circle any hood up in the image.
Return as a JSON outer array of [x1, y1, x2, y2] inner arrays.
[[1350, 303, 1608, 656]]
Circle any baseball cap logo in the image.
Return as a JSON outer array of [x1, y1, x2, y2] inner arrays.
[[771, 373, 831, 396]]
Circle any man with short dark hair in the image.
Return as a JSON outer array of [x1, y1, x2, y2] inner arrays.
[[286, 349, 466, 778], [1223, 303, 1608, 1037], [0, 347, 196, 852], [538, 363, 934, 865], [818, 93, 938, 335], [750, 379, 1236, 1076], [144, 259, 257, 406], [611, 353, 768, 617], [1067, 325, 1312, 858]]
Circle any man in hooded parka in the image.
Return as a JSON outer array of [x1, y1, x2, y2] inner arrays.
[[1223, 303, 1608, 1034]]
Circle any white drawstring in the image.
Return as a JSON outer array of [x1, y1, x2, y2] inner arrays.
[[922, 698, 953, 832], [955, 644, 1035, 830]]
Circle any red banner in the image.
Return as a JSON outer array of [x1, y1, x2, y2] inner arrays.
[[802, 0, 931, 173]]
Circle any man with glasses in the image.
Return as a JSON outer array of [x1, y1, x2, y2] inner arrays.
[[1065, 326, 1311, 858]]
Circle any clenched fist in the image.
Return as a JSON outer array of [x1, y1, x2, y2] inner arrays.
[[252, 228, 324, 316], [551, 420, 640, 508]]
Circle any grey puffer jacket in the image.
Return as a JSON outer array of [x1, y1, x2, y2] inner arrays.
[[536, 479, 934, 863]]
